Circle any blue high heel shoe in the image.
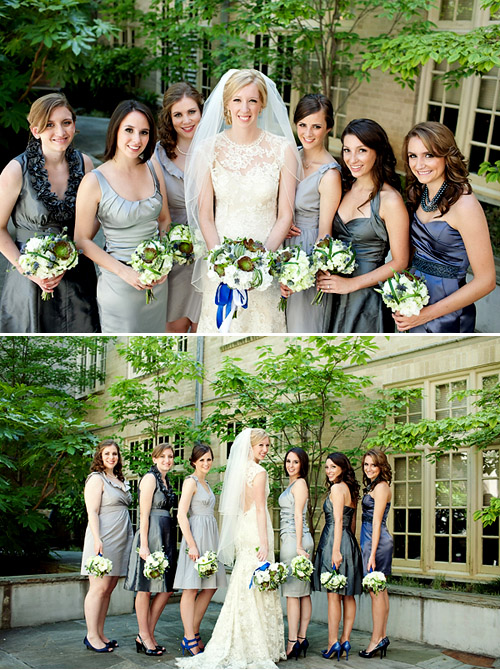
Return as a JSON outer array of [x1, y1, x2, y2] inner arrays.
[[83, 636, 113, 653], [194, 632, 204, 652], [181, 636, 200, 656], [286, 639, 301, 661], [340, 640, 351, 661], [322, 641, 341, 660], [358, 638, 388, 659]]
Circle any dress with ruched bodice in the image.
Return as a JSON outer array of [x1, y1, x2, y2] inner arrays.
[[279, 481, 314, 597], [197, 131, 288, 333], [360, 493, 393, 575]]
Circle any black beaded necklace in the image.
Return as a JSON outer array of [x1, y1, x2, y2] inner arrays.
[[420, 181, 448, 212]]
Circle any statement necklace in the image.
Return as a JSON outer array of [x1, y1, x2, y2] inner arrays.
[[420, 181, 448, 212]]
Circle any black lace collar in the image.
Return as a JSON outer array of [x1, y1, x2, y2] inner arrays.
[[149, 465, 174, 503], [25, 139, 84, 223], [364, 474, 382, 495]]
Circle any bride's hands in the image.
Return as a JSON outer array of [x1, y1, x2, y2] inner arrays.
[[256, 542, 269, 562]]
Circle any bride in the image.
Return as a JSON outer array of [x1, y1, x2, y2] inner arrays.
[[185, 69, 300, 334], [176, 428, 286, 669]]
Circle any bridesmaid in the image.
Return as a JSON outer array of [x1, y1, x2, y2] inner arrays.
[[312, 453, 362, 661], [155, 82, 203, 333], [75, 100, 171, 333], [278, 447, 314, 660], [81, 440, 133, 652], [124, 444, 177, 656], [394, 121, 495, 333], [173, 443, 227, 656], [281, 94, 342, 332], [359, 448, 393, 659], [316, 118, 409, 333], [0, 93, 99, 333]]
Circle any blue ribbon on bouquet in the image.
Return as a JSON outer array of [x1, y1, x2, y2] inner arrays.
[[215, 282, 248, 333], [249, 561, 271, 589]]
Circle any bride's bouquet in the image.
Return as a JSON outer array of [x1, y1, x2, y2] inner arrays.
[[271, 246, 316, 311], [195, 550, 219, 579], [290, 555, 314, 582], [84, 554, 113, 577], [311, 235, 357, 305], [374, 270, 429, 317], [169, 223, 195, 265], [129, 237, 173, 304], [362, 570, 387, 594], [18, 228, 79, 300], [206, 237, 274, 332], [320, 569, 347, 592], [251, 561, 289, 591], [143, 550, 169, 580]]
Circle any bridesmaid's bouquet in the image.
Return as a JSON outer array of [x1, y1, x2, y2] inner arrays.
[[143, 550, 169, 579], [18, 228, 79, 300], [84, 554, 113, 577], [321, 569, 347, 591], [206, 237, 274, 332], [251, 561, 289, 591], [374, 270, 429, 317], [271, 246, 316, 311], [195, 550, 219, 579], [290, 555, 314, 581], [311, 235, 357, 305], [169, 223, 195, 265], [129, 237, 173, 304], [362, 570, 387, 594]]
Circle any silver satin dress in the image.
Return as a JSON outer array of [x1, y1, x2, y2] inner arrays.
[[279, 481, 314, 597]]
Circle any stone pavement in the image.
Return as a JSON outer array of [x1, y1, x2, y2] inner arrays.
[[1, 600, 497, 670]]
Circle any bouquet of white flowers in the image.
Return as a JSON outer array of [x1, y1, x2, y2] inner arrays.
[[18, 228, 79, 300], [195, 550, 219, 579], [206, 237, 274, 332], [290, 555, 314, 582], [84, 554, 113, 577], [362, 570, 387, 594], [374, 270, 429, 318], [311, 235, 357, 305], [320, 569, 347, 592], [169, 223, 195, 265], [271, 246, 316, 311], [129, 237, 173, 304], [251, 561, 289, 592], [143, 550, 169, 580]]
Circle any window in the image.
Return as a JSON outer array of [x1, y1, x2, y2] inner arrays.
[[434, 379, 468, 419], [434, 452, 468, 565], [480, 448, 499, 567], [76, 341, 107, 396], [439, 0, 474, 20], [394, 393, 423, 424], [393, 455, 423, 562]]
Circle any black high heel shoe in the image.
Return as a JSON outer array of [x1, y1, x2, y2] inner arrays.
[[297, 636, 309, 658], [83, 636, 113, 653], [136, 635, 163, 656], [194, 632, 204, 651], [286, 640, 301, 660], [358, 639, 388, 659]]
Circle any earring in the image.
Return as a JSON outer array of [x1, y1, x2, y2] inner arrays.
[[224, 108, 232, 125]]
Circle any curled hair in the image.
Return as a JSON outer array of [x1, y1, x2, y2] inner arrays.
[[27, 93, 76, 142], [325, 452, 360, 504], [340, 118, 400, 207], [90, 439, 124, 482], [361, 448, 392, 488], [294, 93, 334, 132], [103, 100, 156, 163], [250, 427, 269, 446], [283, 447, 309, 480], [152, 443, 174, 460], [223, 69, 268, 121], [157, 82, 204, 160], [403, 121, 471, 217], [189, 442, 214, 467]]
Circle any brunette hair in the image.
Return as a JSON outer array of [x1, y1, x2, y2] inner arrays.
[[340, 118, 400, 206], [90, 439, 125, 482], [294, 93, 334, 132], [361, 448, 392, 488], [250, 427, 269, 446], [27, 93, 76, 140], [157, 82, 204, 159], [152, 443, 175, 460], [103, 99, 156, 163], [403, 121, 471, 217], [283, 447, 309, 479], [325, 452, 360, 504], [223, 69, 267, 125], [189, 442, 214, 467]]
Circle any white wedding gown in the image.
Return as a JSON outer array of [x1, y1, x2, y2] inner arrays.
[[176, 460, 286, 669], [197, 131, 287, 334]]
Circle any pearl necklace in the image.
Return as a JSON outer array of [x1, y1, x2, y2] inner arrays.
[[176, 145, 189, 156], [421, 181, 448, 212]]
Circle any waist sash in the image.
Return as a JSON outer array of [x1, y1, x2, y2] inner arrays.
[[413, 254, 461, 278]]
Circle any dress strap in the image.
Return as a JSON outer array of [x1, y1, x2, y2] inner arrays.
[[146, 159, 161, 193], [318, 160, 341, 176]]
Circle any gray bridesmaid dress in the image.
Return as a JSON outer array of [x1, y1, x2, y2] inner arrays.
[[360, 493, 393, 575], [80, 472, 133, 576], [285, 157, 341, 333], [279, 481, 314, 597], [173, 475, 227, 590], [330, 191, 392, 333], [155, 143, 201, 325], [93, 160, 168, 333], [312, 497, 362, 596]]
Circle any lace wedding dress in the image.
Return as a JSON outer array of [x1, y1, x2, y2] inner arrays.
[[197, 131, 287, 334], [176, 460, 286, 669]]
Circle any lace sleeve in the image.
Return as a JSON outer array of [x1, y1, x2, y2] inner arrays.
[[246, 461, 265, 486]]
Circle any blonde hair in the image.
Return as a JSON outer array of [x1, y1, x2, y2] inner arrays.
[[223, 69, 267, 124], [27, 93, 75, 134], [250, 428, 269, 446], [152, 443, 174, 459]]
